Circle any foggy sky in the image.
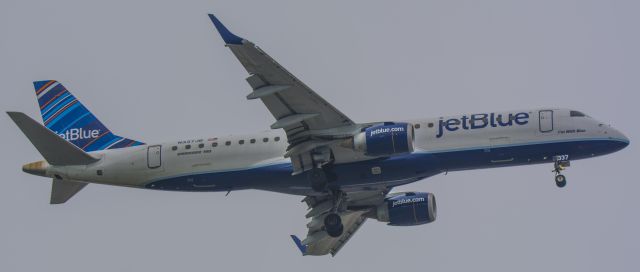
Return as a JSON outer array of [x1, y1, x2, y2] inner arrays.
[[1, 1, 638, 271]]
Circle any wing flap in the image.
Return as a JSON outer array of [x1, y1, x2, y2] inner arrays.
[[329, 213, 368, 256], [299, 211, 368, 256]]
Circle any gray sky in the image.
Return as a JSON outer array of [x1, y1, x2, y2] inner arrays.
[[1, 0, 638, 271]]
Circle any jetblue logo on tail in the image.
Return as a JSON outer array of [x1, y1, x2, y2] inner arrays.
[[436, 112, 529, 138], [33, 80, 144, 151], [58, 128, 101, 141]]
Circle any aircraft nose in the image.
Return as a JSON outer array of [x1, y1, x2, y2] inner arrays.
[[609, 127, 630, 148], [620, 131, 630, 148]]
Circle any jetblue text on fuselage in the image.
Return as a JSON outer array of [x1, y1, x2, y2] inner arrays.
[[436, 112, 529, 138]]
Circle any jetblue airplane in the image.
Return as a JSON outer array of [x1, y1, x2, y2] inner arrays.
[[8, 14, 629, 256]]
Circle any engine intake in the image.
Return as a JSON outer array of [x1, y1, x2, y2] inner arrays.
[[353, 123, 414, 157], [376, 192, 437, 226]]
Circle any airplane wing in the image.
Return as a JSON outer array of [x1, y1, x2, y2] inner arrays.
[[291, 189, 390, 256], [208, 14, 359, 174]]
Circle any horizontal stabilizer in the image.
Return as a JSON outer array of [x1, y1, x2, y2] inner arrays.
[[51, 179, 87, 204], [7, 112, 99, 165]]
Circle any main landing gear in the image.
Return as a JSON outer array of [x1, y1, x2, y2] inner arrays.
[[324, 213, 344, 238], [308, 148, 337, 192], [552, 157, 570, 188], [306, 150, 344, 237], [323, 189, 346, 237], [309, 167, 328, 192]]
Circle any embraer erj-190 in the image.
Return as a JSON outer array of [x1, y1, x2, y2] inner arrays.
[[7, 14, 629, 256]]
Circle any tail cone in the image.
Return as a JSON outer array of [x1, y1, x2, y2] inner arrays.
[[22, 160, 49, 177]]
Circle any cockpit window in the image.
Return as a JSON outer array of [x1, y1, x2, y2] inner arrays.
[[570, 111, 587, 117]]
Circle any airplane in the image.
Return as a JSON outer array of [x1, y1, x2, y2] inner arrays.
[[7, 14, 629, 256]]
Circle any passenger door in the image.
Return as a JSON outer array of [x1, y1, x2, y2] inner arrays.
[[147, 145, 162, 169], [539, 110, 554, 133]]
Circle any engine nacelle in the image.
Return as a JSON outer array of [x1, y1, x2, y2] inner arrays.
[[353, 123, 414, 157], [376, 192, 437, 226]]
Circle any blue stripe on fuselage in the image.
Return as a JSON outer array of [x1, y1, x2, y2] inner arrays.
[[144, 139, 628, 195]]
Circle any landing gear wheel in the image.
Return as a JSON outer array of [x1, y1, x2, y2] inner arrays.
[[552, 158, 570, 188], [309, 168, 327, 192], [324, 213, 344, 237], [555, 174, 567, 188]]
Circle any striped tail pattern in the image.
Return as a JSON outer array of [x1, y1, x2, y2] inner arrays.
[[34, 80, 144, 152]]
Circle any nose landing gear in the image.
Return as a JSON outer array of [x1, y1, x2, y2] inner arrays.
[[554, 173, 567, 188], [552, 157, 570, 188]]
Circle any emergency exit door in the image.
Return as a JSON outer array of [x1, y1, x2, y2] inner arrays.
[[147, 145, 162, 169], [539, 110, 554, 133]]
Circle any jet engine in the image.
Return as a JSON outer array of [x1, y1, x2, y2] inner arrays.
[[375, 192, 437, 226], [351, 122, 415, 157]]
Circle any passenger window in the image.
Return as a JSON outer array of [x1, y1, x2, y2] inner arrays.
[[263, 138, 269, 143], [250, 139, 256, 144], [414, 124, 421, 129], [198, 143, 204, 148], [570, 111, 586, 117], [274, 137, 281, 142], [427, 123, 434, 128], [171, 146, 177, 151], [212, 142, 218, 147], [225, 141, 231, 146], [185, 145, 191, 150], [239, 140, 245, 145]]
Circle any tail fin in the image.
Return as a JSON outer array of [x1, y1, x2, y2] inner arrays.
[[33, 80, 144, 151]]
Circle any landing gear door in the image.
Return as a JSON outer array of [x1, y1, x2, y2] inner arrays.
[[539, 110, 554, 133], [147, 145, 162, 169]]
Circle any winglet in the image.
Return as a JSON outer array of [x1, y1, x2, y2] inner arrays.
[[208, 14, 243, 45], [290, 235, 307, 256]]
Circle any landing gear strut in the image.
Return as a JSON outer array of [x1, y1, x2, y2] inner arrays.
[[309, 164, 337, 192], [307, 147, 337, 192], [553, 157, 570, 188], [309, 167, 328, 192]]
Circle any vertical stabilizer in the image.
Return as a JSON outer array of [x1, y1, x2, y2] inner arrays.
[[33, 80, 144, 151]]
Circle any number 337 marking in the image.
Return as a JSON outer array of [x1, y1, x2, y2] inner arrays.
[[554, 154, 569, 161]]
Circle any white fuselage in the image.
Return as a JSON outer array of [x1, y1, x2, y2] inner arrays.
[[40, 108, 629, 195]]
